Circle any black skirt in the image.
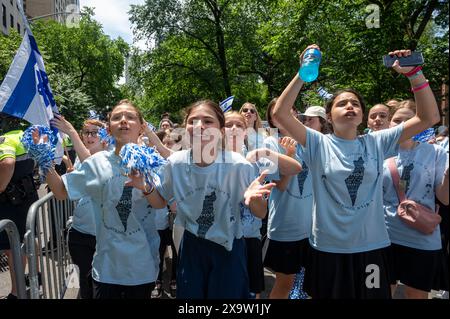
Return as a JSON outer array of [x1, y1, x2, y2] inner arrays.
[[263, 238, 309, 275], [387, 243, 449, 292], [303, 245, 392, 299]]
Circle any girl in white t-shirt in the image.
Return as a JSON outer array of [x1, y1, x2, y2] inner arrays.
[[141, 100, 276, 299], [383, 106, 449, 299], [273, 46, 441, 299], [44, 100, 160, 299]]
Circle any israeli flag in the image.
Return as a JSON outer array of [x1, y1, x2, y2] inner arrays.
[[0, 0, 63, 161], [219, 96, 234, 113], [88, 110, 100, 120], [317, 87, 333, 100]]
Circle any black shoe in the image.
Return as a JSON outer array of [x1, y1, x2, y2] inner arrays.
[[6, 293, 17, 299], [168, 280, 176, 299], [151, 281, 163, 299]]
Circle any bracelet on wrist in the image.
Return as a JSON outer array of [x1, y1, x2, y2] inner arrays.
[[407, 70, 423, 81], [142, 183, 155, 196], [411, 80, 429, 93], [404, 66, 422, 78]]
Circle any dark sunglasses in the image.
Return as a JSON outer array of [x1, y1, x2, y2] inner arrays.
[[82, 130, 99, 138], [242, 108, 256, 114]]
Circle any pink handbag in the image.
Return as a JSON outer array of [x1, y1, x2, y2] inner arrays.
[[387, 158, 441, 235]]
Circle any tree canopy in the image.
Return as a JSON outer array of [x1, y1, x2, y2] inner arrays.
[[128, 0, 448, 122]]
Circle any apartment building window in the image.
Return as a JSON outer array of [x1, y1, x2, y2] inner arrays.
[[2, 4, 6, 28], [10, 14, 14, 28]]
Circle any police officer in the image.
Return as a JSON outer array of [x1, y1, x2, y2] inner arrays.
[[0, 114, 39, 299]]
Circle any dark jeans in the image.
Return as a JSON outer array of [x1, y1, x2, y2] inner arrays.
[[68, 228, 96, 299], [157, 228, 177, 282]]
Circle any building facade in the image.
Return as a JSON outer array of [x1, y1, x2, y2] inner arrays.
[[1, 0, 79, 35], [1, 0, 23, 35]]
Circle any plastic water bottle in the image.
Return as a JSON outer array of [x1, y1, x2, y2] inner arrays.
[[299, 48, 322, 82]]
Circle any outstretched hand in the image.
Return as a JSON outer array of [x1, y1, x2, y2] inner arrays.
[[50, 114, 76, 136], [389, 49, 415, 74], [244, 170, 276, 206], [279, 136, 297, 157], [124, 169, 147, 191], [299, 44, 321, 65]]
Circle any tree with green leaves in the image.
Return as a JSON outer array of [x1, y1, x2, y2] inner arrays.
[[0, 31, 22, 83], [129, 0, 448, 120], [31, 8, 129, 114]]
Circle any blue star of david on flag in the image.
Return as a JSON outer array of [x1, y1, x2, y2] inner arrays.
[[0, 0, 63, 162]]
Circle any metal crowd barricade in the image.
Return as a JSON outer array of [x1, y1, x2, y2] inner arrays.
[[24, 192, 75, 299], [0, 219, 27, 299]]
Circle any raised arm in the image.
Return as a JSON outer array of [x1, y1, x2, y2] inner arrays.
[[143, 123, 174, 159], [45, 167, 68, 200], [275, 136, 299, 191], [29, 128, 68, 200], [51, 114, 91, 162], [273, 45, 319, 146], [246, 148, 302, 176], [244, 171, 276, 219], [389, 50, 441, 143]]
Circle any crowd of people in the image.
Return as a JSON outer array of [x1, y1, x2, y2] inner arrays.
[[0, 47, 448, 299]]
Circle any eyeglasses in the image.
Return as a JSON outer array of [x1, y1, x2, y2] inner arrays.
[[81, 130, 99, 138], [242, 108, 256, 114]]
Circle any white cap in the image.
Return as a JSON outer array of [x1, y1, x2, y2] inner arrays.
[[301, 106, 327, 120]]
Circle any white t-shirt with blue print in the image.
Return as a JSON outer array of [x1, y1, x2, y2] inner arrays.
[[301, 125, 403, 253], [156, 150, 256, 251], [69, 158, 96, 236], [62, 150, 160, 285], [153, 207, 170, 231], [247, 129, 266, 151], [264, 136, 312, 242], [383, 143, 447, 250]]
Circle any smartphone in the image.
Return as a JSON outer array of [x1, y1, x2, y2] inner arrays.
[[382, 52, 424, 68]]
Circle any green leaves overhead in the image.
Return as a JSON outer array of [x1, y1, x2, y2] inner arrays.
[[128, 0, 448, 121]]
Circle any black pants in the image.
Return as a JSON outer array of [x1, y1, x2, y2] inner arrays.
[[68, 228, 96, 299], [92, 280, 155, 299], [157, 228, 177, 282]]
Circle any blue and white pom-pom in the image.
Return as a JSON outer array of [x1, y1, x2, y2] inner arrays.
[[147, 122, 157, 132], [289, 267, 309, 299], [98, 127, 116, 146], [413, 128, 435, 143], [119, 143, 167, 186], [21, 125, 57, 182]]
